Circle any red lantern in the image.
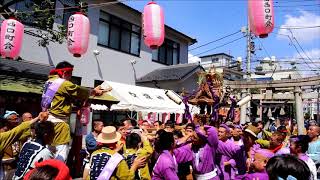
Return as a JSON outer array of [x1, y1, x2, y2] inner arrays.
[[142, 1, 165, 49], [248, 0, 274, 38], [67, 12, 90, 57], [0, 18, 24, 59]]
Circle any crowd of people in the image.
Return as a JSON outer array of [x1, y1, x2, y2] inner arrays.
[[1, 110, 320, 180], [0, 61, 319, 180]]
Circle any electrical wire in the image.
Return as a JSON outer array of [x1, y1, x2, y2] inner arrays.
[[189, 30, 241, 51], [274, 26, 320, 29], [274, 4, 320, 7], [256, 38, 272, 59], [288, 29, 320, 69], [272, 32, 317, 71], [193, 36, 245, 56]]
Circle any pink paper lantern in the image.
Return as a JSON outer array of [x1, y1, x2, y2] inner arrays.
[[248, 0, 274, 38], [0, 18, 24, 59], [142, 1, 165, 49], [67, 12, 90, 57]]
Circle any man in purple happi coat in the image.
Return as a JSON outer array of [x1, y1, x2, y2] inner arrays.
[[235, 149, 272, 180], [216, 124, 237, 180], [152, 131, 179, 180], [173, 125, 246, 180]]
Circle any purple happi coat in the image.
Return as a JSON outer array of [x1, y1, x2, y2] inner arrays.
[[216, 139, 237, 180], [217, 139, 247, 176], [174, 126, 246, 180], [152, 150, 179, 180]]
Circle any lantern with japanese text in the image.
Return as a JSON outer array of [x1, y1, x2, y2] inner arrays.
[[67, 12, 90, 57], [248, 0, 274, 38], [0, 18, 24, 59], [142, 1, 165, 49]]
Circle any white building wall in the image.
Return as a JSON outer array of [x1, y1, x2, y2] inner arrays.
[[13, 1, 191, 87]]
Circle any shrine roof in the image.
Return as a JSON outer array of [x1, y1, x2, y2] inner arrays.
[[136, 63, 204, 83]]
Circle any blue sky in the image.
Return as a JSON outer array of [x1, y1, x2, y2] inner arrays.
[[125, 0, 320, 76]]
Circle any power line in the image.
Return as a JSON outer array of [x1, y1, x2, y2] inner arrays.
[[251, 60, 320, 64], [274, 3, 320, 7], [288, 29, 320, 69], [274, 26, 320, 29], [256, 38, 272, 59], [194, 36, 245, 56], [275, 0, 318, 3], [272, 32, 317, 71], [189, 30, 241, 51]]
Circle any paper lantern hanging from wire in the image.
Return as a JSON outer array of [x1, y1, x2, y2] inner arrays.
[[142, 1, 165, 49], [0, 18, 24, 59], [67, 12, 90, 57], [248, 0, 275, 38]]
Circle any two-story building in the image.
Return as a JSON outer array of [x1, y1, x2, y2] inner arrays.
[[0, 0, 196, 119], [200, 53, 244, 81]]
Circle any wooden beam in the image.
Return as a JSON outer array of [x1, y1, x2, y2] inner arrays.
[[252, 92, 318, 100], [226, 76, 320, 89], [302, 92, 319, 99], [261, 101, 295, 104], [252, 93, 295, 100]]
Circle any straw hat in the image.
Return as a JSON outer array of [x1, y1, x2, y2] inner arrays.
[[97, 126, 121, 144]]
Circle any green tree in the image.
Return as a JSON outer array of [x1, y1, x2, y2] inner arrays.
[[0, 0, 85, 47]]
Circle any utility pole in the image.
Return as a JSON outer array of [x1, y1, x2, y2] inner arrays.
[[240, 19, 253, 123], [246, 21, 252, 122], [246, 24, 252, 80]]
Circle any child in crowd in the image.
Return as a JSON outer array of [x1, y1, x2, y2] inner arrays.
[[13, 121, 55, 180], [124, 132, 153, 180]]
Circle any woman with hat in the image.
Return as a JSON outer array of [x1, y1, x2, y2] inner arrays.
[[83, 126, 146, 180]]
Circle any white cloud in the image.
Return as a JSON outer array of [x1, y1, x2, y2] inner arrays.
[[292, 48, 320, 77], [293, 48, 320, 59], [188, 53, 201, 63], [278, 11, 320, 43]]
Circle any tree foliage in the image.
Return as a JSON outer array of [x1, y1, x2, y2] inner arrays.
[[1, 0, 84, 47]]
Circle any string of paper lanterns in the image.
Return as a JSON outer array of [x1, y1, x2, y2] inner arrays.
[[0, 0, 274, 59]]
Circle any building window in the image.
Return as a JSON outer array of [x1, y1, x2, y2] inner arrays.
[[211, 58, 219, 62], [71, 76, 82, 85], [98, 11, 141, 56], [62, 5, 78, 26], [152, 39, 180, 65]]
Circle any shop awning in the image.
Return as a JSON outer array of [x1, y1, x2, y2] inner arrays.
[[0, 75, 45, 94], [89, 93, 119, 103], [100, 81, 185, 113]]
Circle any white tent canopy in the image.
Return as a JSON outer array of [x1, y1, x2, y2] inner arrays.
[[100, 81, 185, 113]]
